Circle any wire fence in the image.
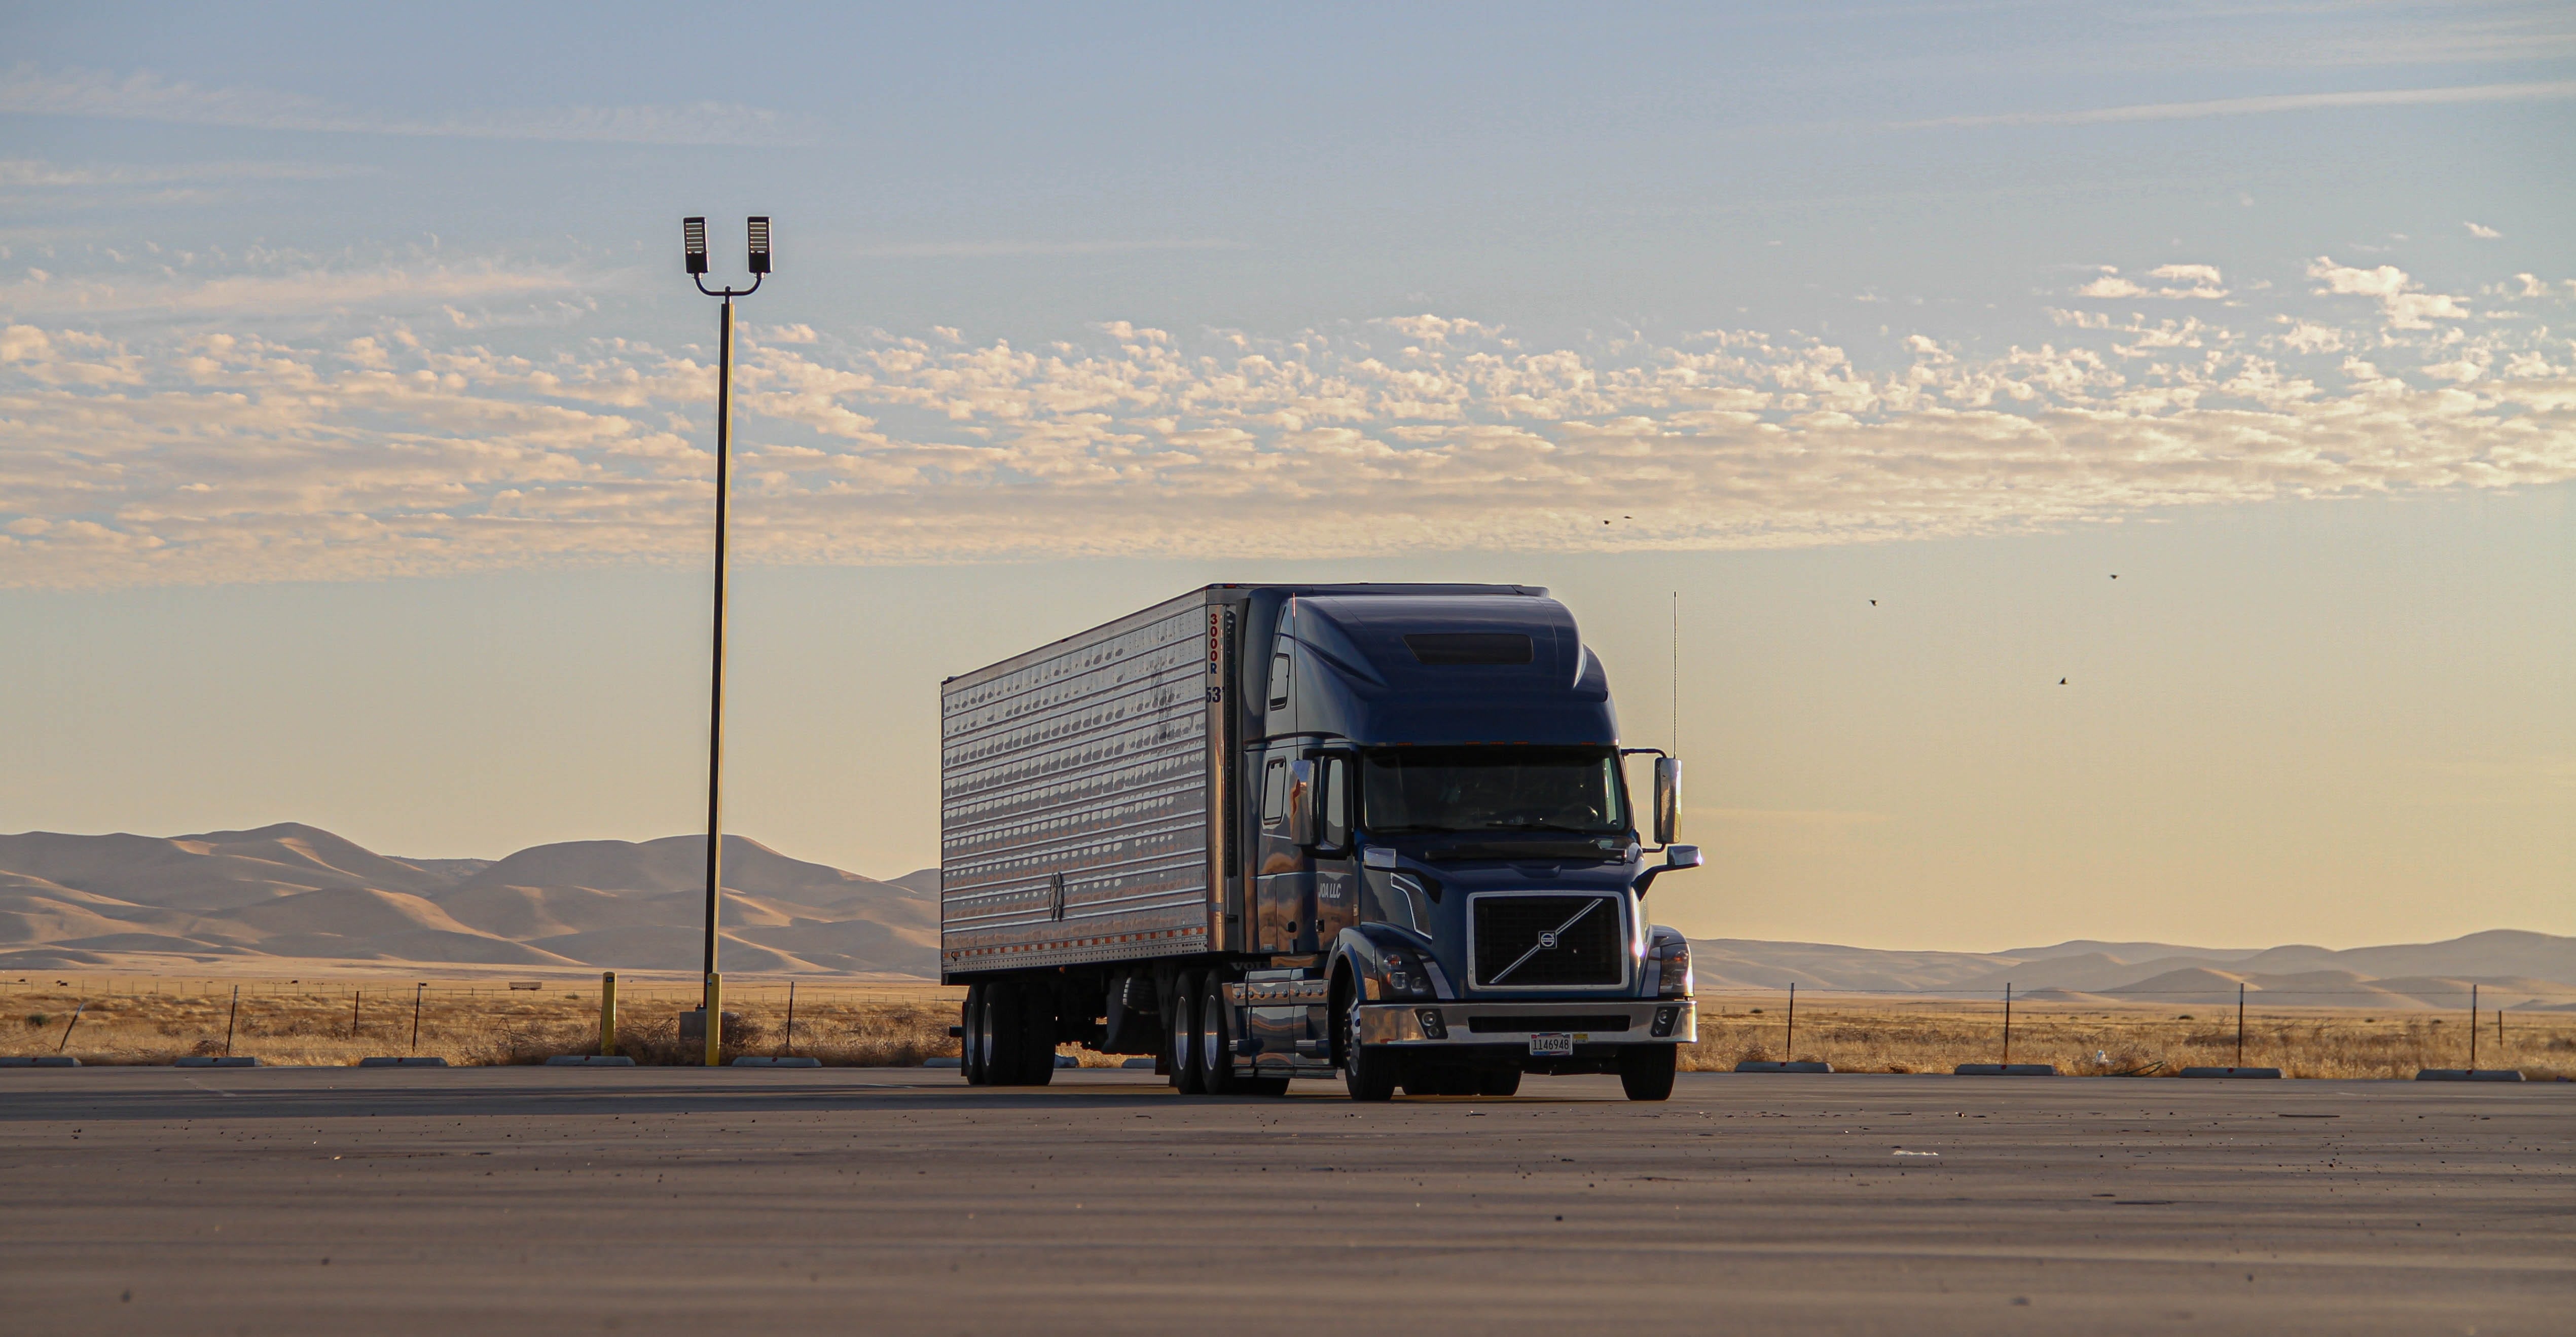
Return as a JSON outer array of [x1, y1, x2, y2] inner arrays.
[[4, 974, 2568, 1076]]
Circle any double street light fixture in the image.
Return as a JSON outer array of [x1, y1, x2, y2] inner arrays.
[[680, 214, 771, 1066]]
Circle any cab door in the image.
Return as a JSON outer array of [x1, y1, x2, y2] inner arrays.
[[1252, 747, 1309, 953], [1306, 750, 1359, 954]]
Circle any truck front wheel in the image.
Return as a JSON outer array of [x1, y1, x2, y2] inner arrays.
[[1618, 1045, 1677, 1102], [1340, 996, 1397, 1102]]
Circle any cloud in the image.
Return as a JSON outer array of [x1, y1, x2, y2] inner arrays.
[[1894, 79, 2576, 129], [2464, 221, 2502, 239], [2075, 265, 2227, 300], [3, 267, 2571, 589], [0, 65, 818, 146], [843, 239, 1251, 258], [2307, 257, 2472, 329], [0, 261, 580, 319], [0, 157, 371, 188]]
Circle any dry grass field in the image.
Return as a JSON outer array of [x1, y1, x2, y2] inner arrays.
[[5, 978, 2571, 1078], [1683, 994, 2576, 1080], [0, 978, 971, 1069]]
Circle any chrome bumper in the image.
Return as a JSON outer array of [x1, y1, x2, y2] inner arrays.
[[1356, 999, 1695, 1047]]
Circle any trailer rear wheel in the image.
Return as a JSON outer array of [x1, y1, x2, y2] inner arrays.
[[1169, 972, 1206, 1094], [1016, 980, 1059, 1087], [1195, 975, 1238, 1095], [1618, 1045, 1676, 1102], [1340, 995, 1397, 1102], [986, 979, 1056, 1087], [961, 984, 989, 1086]]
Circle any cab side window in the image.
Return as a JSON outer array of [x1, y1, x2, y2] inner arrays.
[[1266, 651, 1292, 712], [1318, 755, 1350, 849], [1260, 758, 1288, 829]]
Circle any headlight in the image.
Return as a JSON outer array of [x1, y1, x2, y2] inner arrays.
[[1382, 950, 1434, 999], [1650, 938, 1693, 998]]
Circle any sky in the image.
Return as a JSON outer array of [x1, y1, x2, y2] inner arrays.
[[1, 2, 2569, 951]]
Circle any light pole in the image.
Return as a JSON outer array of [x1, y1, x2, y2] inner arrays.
[[682, 214, 770, 1065]]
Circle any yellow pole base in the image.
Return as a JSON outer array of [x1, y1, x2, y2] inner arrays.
[[704, 972, 723, 1067]]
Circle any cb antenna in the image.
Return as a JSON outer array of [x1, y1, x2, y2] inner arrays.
[[1671, 589, 1679, 755]]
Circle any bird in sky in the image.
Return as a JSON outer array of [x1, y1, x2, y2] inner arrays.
[[1869, 599, 1877, 606], [2058, 678, 2067, 685], [2111, 574, 2119, 580]]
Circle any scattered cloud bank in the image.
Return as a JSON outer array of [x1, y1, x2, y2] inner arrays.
[[3, 259, 2571, 588], [0, 65, 817, 146]]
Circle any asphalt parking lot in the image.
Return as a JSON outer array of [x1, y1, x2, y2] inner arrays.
[[1, 1066, 2565, 1335]]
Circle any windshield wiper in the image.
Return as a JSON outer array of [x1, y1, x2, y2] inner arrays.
[[1493, 822, 1611, 834]]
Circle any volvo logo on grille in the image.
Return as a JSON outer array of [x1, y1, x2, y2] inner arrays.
[[1537, 931, 1559, 949]]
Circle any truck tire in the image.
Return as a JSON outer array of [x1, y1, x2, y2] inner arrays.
[[1014, 980, 1058, 1087], [987, 979, 1057, 1087], [1340, 995, 1397, 1102], [985, 980, 1025, 1084], [1196, 974, 1238, 1095], [1618, 1045, 1676, 1102], [1475, 1067, 1522, 1097], [961, 984, 989, 1086], [1170, 972, 1206, 1094]]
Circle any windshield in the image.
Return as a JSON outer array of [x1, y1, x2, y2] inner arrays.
[[1359, 746, 1626, 836]]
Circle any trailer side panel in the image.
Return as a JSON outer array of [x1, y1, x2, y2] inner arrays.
[[939, 592, 1220, 977]]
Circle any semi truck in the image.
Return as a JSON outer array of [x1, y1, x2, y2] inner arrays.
[[940, 583, 1702, 1101]]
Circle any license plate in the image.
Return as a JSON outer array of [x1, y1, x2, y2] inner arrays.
[[1529, 1033, 1573, 1056]]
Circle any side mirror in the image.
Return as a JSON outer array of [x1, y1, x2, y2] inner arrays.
[[1651, 756, 1681, 846], [1287, 758, 1317, 846], [1633, 842, 1702, 897]]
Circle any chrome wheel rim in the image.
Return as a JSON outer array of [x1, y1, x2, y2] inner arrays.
[[1172, 991, 1195, 1074], [1199, 988, 1223, 1081]]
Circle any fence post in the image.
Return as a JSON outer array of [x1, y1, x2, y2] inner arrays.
[[600, 972, 619, 1057], [2003, 983, 2012, 1065], [1785, 982, 1796, 1059], [782, 979, 796, 1058], [2236, 982, 2245, 1067], [705, 972, 724, 1067], [224, 985, 240, 1057], [2469, 984, 2477, 1069], [57, 1001, 85, 1053], [411, 983, 425, 1055]]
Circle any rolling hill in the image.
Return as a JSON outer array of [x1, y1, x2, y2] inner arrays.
[[2, 824, 2568, 1006], [0, 823, 937, 978]]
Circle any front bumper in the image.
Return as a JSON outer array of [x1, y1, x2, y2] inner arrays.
[[1357, 999, 1696, 1047]]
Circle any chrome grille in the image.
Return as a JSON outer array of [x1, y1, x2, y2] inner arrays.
[[1470, 895, 1622, 987]]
